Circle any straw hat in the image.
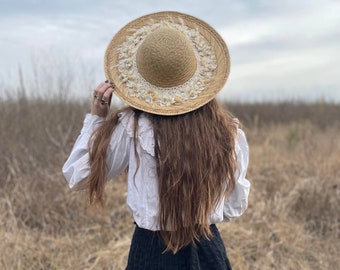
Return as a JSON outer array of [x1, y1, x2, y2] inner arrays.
[[104, 11, 230, 115]]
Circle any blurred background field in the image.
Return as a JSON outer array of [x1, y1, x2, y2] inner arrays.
[[0, 87, 339, 270], [1, 1, 340, 269]]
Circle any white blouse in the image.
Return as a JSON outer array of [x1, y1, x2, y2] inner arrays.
[[62, 110, 250, 231]]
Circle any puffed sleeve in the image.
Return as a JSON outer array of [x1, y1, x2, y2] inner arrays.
[[223, 128, 250, 221], [62, 112, 131, 188]]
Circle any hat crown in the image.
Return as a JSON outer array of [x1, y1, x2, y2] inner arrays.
[[136, 28, 197, 88]]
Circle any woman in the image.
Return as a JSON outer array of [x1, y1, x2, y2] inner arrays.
[[63, 11, 250, 270]]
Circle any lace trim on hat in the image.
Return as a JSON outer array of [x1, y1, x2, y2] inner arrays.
[[115, 19, 217, 107]]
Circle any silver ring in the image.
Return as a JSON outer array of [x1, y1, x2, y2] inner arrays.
[[100, 99, 109, 105]]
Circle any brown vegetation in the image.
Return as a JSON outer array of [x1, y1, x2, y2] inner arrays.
[[0, 95, 339, 269]]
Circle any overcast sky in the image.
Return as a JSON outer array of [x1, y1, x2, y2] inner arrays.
[[0, 0, 339, 103]]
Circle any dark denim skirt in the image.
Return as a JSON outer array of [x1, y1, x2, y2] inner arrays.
[[126, 224, 232, 270]]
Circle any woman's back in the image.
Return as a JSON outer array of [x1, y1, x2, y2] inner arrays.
[[63, 11, 250, 269], [64, 99, 249, 250]]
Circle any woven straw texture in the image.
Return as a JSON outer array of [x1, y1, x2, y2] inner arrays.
[[104, 11, 230, 115], [136, 28, 197, 88]]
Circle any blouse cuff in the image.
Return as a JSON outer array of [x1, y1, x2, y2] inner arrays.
[[81, 114, 105, 135]]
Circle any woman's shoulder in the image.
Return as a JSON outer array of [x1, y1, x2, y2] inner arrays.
[[118, 107, 134, 122], [118, 109, 152, 131], [117, 108, 155, 155]]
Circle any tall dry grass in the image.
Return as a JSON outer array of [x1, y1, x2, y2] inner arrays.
[[0, 91, 339, 269]]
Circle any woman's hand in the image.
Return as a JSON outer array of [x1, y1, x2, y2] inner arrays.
[[91, 81, 115, 117]]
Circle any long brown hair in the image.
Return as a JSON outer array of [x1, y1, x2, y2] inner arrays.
[[86, 99, 238, 253]]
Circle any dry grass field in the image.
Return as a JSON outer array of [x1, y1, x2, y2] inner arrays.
[[0, 94, 339, 269]]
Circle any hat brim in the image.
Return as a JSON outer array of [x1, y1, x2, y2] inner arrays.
[[104, 11, 230, 116]]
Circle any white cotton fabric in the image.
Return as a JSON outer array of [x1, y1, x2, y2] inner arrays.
[[62, 111, 250, 231]]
